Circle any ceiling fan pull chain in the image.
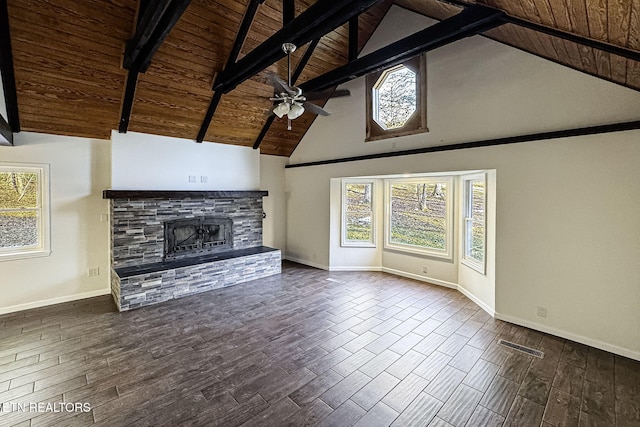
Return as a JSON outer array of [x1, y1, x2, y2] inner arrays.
[[287, 48, 292, 87]]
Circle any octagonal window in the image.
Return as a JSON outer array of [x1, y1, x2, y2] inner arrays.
[[372, 64, 417, 130]]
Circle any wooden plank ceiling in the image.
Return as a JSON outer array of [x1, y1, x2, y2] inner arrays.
[[5, 0, 640, 157]]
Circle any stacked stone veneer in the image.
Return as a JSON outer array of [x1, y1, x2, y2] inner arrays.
[[105, 191, 281, 311]]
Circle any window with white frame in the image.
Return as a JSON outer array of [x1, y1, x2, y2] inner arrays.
[[0, 163, 50, 261], [385, 177, 453, 259], [341, 180, 375, 247], [462, 174, 486, 273]]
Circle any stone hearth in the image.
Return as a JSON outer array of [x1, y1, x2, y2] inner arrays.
[[104, 190, 281, 311]]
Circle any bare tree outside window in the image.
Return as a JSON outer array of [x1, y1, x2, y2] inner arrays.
[[0, 172, 39, 249], [389, 181, 448, 250], [373, 65, 417, 130]]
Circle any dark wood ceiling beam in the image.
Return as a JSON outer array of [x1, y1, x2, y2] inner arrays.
[[123, 0, 173, 70], [301, 5, 504, 93], [349, 16, 359, 61], [119, 70, 140, 134], [214, 0, 385, 94], [196, 0, 265, 143], [438, 0, 640, 62], [0, 0, 19, 134], [119, 0, 192, 133], [283, 0, 295, 25], [253, 38, 321, 150], [125, 0, 192, 72], [0, 114, 13, 146]]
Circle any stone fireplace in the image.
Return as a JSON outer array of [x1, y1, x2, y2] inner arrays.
[[104, 190, 281, 311]]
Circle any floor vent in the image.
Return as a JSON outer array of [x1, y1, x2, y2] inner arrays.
[[498, 339, 545, 359], [326, 278, 346, 284]]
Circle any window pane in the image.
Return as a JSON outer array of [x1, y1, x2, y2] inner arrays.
[[469, 220, 484, 262], [346, 183, 372, 212], [373, 65, 417, 130], [0, 172, 39, 209], [0, 211, 38, 249], [345, 212, 373, 242], [390, 182, 447, 250], [471, 181, 485, 222], [464, 177, 485, 270], [343, 182, 374, 245]]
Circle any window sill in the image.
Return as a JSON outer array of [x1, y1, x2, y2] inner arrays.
[[365, 126, 429, 142], [0, 249, 52, 262], [341, 242, 377, 248], [461, 258, 486, 275], [384, 243, 452, 261]]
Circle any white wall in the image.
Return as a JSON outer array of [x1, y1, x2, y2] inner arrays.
[[0, 132, 111, 313], [111, 131, 260, 191], [285, 6, 640, 359], [260, 155, 288, 250]]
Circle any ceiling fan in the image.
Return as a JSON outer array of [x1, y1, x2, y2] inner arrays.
[[266, 43, 350, 130]]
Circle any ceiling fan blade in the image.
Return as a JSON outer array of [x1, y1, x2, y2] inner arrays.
[[303, 101, 330, 116], [305, 88, 351, 101], [265, 72, 295, 96]]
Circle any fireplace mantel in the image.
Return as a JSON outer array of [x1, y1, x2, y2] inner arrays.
[[103, 190, 268, 199]]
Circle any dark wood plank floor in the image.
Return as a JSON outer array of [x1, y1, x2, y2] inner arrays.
[[1, 261, 638, 426]]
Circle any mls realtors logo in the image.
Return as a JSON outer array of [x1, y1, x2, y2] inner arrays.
[[1, 402, 91, 413]]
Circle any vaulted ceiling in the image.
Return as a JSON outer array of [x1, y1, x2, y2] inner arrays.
[[2, 0, 639, 157]]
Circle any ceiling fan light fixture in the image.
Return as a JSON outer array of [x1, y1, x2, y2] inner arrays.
[[273, 101, 290, 118], [287, 102, 305, 120]]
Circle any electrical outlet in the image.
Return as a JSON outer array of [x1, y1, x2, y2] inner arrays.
[[200, 176, 208, 183], [422, 265, 428, 273], [537, 306, 547, 318], [88, 267, 100, 277], [188, 175, 197, 183]]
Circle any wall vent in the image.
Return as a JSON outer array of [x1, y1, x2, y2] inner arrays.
[[498, 339, 545, 359]]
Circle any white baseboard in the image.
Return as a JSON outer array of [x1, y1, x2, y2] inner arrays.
[[329, 266, 383, 272], [284, 256, 329, 271], [495, 312, 640, 362], [457, 285, 495, 317], [381, 267, 458, 289], [0, 288, 112, 315]]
